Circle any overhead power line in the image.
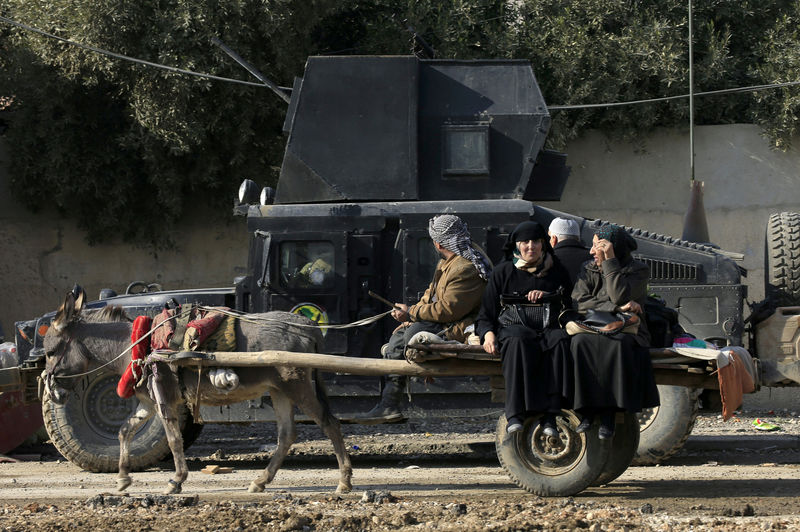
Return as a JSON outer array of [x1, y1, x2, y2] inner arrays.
[[0, 15, 278, 89], [2, 15, 798, 109], [549, 80, 800, 110]]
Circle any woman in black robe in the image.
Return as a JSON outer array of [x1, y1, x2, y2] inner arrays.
[[564, 224, 660, 439], [475, 221, 572, 435]]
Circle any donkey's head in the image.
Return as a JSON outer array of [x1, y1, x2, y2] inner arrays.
[[43, 286, 90, 404]]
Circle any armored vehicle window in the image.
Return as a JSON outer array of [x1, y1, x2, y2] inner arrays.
[[279, 241, 335, 289], [442, 124, 489, 177]]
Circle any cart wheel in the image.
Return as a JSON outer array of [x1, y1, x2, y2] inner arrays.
[[591, 412, 640, 486], [495, 411, 610, 497]]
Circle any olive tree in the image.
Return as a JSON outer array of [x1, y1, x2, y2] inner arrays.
[[0, 0, 340, 244]]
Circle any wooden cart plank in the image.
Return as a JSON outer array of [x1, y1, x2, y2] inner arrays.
[[159, 345, 721, 387]]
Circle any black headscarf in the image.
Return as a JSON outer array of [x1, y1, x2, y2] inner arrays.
[[503, 221, 552, 261], [594, 224, 637, 264]]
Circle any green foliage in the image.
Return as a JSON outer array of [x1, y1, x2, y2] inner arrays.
[[751, 6, 800, 149], [509, 0, 798, 147], [0, 0, 341, 244], [0, 0, 798, 244]]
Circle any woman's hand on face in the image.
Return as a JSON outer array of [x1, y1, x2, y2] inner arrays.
[[619, 301, 643, 314], [526, 290, 545, 303], [483, 331, 499, 355], [597, 239, 615, 260], [591, 237, 615, 265]]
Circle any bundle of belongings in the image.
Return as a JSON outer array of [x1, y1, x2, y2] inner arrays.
[[668, 337, 756, 420], [150, 305, 236, 353], [403, 331, 462, 362], [117, 305, 238, 399], [562, 309, 639, 336]]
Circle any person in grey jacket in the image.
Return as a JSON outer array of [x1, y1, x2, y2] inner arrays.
[[561, 224, 660, 439]]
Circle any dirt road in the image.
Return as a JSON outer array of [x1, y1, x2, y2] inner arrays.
[[2, 411, 800, 530]]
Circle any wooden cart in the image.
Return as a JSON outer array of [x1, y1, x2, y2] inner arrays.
[[164, 343, 724, 497]]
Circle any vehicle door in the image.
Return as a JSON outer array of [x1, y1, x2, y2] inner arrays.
[[398, 214, 492, 398]]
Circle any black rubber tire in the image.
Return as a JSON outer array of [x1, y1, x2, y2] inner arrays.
[[631, 385, 699, 466], [591, 413, 640, 486], [42, 371, 190, 473], [495, 411, 610, 497], [181, 420, 204, 449], [766, 212, 800, 306]]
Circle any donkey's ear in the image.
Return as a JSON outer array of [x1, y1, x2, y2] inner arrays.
[[72, 285, 86, 313], [53, 292, 77, 332]]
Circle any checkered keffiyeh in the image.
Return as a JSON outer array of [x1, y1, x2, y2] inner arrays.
[[428, 215, 491, 280]]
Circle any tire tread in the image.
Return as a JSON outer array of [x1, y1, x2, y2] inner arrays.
[[632, 386, 699, 466], [42, 382, 175, 473], [766, 212, 800, 306]]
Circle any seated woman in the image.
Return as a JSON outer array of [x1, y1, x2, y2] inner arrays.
[[475, 221, 572, 435], [564, 224, 660, 439]]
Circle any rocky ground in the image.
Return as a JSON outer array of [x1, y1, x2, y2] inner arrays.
[[2, 407, 800, 531]]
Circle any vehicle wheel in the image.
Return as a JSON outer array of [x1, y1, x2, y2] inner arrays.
[[766, 212, 800, 306], [181, 420, 204, 449], [495, 411, 610, 497], [42, 371, 191, 473], [632, 385, 699, 466], [591, 413, 639, 486]]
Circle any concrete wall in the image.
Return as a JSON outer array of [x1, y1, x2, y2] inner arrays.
[[1, 123, 797, 342], [0, 138, 249, 341]]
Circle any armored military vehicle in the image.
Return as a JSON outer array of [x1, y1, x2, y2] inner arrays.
[[231, 55, 749, 466], [2, 55, 798, 473]]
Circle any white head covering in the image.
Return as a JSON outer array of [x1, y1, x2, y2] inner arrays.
[[428, 215, 491, 280], [548, 217, 580, 238]]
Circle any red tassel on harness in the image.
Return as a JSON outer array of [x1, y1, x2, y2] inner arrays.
[[117, 316, 153, 398]]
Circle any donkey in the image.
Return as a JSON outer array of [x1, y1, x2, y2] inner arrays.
[[43, 288, 352, 495]]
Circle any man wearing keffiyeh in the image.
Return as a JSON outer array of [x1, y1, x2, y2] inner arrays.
[[354, 215, 491, 424]]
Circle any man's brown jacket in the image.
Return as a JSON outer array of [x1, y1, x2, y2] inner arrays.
[[408, 254, 486, 342]]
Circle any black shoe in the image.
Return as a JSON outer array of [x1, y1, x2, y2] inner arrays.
[[353, 377, 407, 425], [598, 424, 615, 440], [575, 415, 593, 434], [353, 403, 407, 425], [598, 411, 616, 439]]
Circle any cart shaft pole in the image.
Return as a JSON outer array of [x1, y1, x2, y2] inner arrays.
[[172, 350, 502, 377]]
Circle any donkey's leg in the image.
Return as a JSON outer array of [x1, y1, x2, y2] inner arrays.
[[148, 368, 188, 495], [155, 400, 187, 494], [292, 383, 353, 493], [248, 391, 296, 493], [117, 398, 156, 492]]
